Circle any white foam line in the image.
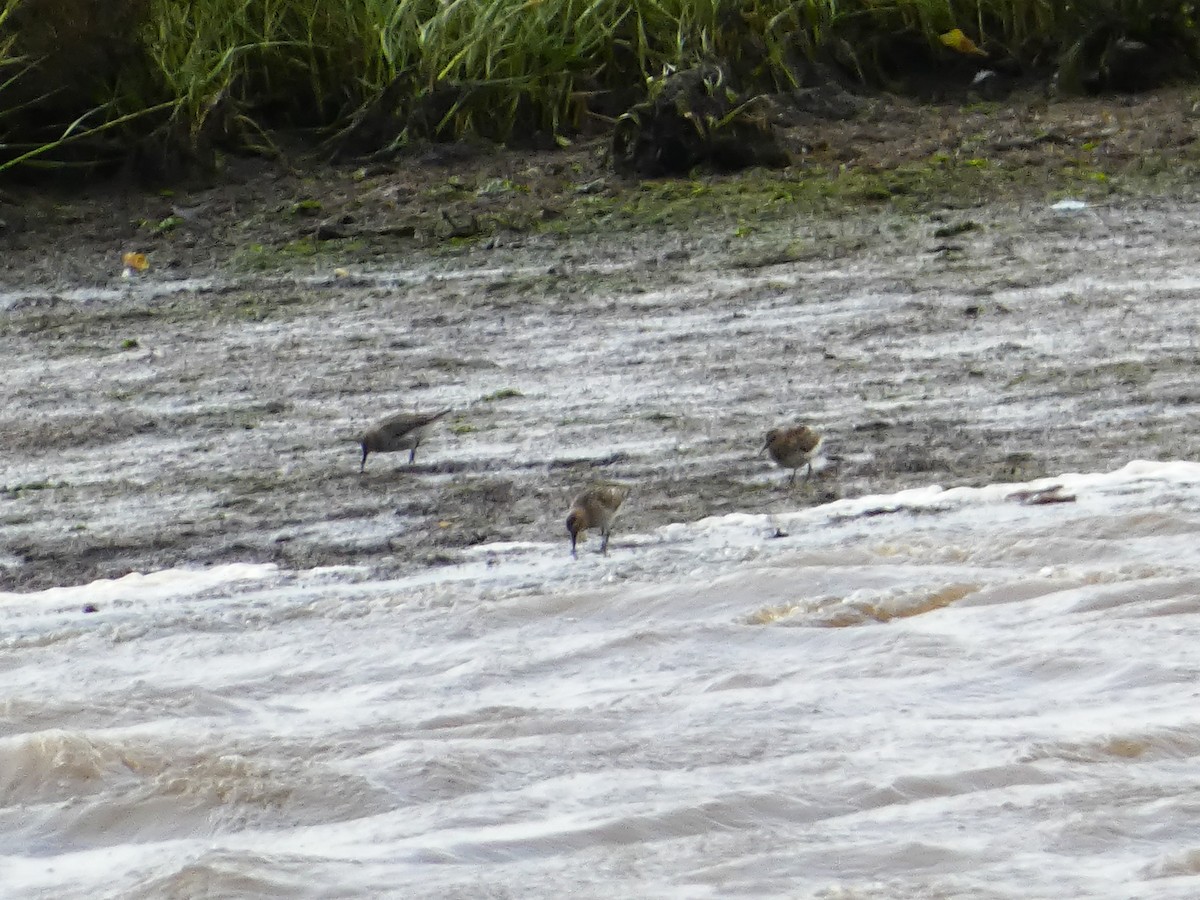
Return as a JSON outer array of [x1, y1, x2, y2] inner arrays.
[[0, 563, 278, 609], [4, 461, 1196, 610]]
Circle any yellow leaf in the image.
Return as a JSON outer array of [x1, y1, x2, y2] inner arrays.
[[939, 28, 987, 57], [121, 251, 149, 272]]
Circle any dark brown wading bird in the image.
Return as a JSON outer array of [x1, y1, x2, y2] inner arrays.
[[566, 481, 630, 557], [358, 409, 451, 472], [761, 424, 823, 487]]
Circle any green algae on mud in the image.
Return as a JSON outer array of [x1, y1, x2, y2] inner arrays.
[[8, 90, 1200, 295]]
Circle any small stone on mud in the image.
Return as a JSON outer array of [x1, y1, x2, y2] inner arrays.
[[82, 604, 99, 613], [374, 223, 417, 238], [933, 221, 979, 239], [315, 221, 351, 241]]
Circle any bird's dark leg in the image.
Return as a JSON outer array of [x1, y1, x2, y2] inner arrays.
[[788, 468, 797, 488], [570, 533, 578, 557], [409, 446, 417, 464], [600, 529, 610, 555], [803, 461, 813, 483], [360, 444, 369, 472]]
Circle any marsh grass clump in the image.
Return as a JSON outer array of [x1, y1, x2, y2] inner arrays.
[[1, 0, 1199, 178]]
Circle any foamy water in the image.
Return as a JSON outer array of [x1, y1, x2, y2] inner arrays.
[[4, 461, 1200, 898]]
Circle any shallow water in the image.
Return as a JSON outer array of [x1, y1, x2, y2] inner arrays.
[[4, 461, 1200, 898]]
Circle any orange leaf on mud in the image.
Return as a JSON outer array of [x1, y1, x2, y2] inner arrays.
[[122, 252, 149, 273], [939, 28, 987, 57]]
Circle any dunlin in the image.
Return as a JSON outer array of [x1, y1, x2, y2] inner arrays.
[[358, 408, 451, 471], [760, 424, 822, 487], [566, 481, 630, 556]]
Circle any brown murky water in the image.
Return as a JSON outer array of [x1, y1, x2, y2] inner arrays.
[[4, 462, 1200, 897]]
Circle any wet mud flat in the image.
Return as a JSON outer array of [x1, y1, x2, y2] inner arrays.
[[2, 195, 1200, 591]]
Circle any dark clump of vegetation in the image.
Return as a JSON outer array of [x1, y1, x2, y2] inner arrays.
[[2, 0, 1200, 180], [611, 62, 790, 176]]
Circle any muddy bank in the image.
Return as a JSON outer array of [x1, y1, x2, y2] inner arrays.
[[3, 91, 1200, 590], [4, 195, 1200, 591]]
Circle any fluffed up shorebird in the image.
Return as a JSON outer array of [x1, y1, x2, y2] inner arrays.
[[358, 408, 451, 472], [566, 481, 630, 557], [761, 424, 823, 487]]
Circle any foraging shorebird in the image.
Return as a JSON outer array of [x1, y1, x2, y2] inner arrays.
[[357, 409, 451, 471], [566, 481, 630, 557], [761, 424, 823, 487]]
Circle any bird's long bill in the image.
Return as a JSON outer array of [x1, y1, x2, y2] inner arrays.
[[757, 441, 769, 457], [570, 532, 578, 556], [360, 443, 368, 471]]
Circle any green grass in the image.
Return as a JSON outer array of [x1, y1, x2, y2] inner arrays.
[[1, 0, 1198, 176]]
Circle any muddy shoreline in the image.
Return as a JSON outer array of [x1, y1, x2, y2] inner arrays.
[[3, 91, 1200, 591]]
